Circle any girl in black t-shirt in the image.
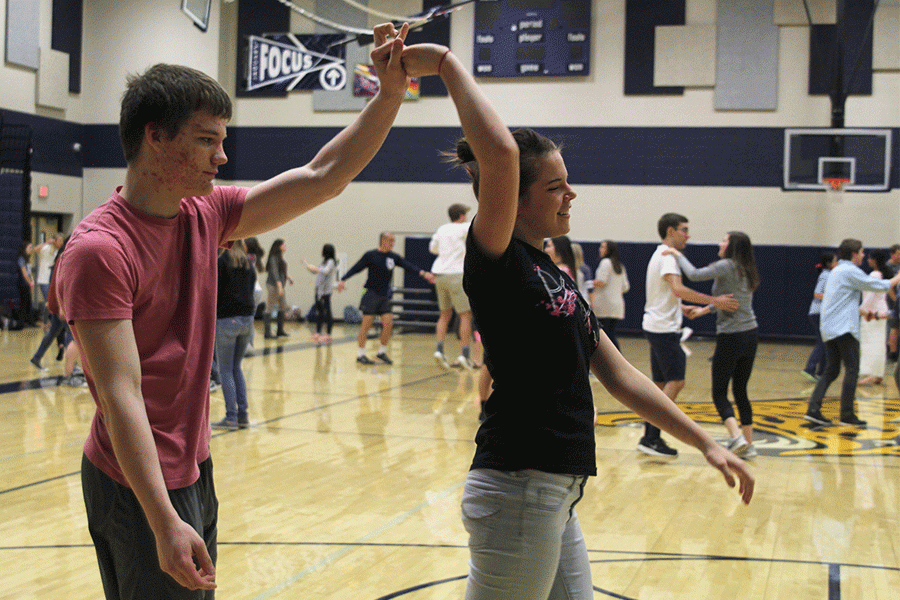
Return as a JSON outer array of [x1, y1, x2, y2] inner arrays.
[[399, 41, 755, 600]]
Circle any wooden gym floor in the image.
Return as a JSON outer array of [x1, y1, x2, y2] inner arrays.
[[1, 322, 899, 599]]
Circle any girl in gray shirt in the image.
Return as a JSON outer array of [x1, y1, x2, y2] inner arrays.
[[302, 243, 339, 343], [667, 231, 760, 457]]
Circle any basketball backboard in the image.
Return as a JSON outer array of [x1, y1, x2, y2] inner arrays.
[[783, 128, 892, 191]]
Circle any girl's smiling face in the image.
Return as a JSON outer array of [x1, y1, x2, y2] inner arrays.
[[515, 151, 576, 248]]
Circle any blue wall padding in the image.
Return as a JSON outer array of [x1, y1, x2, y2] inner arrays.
[[624, 0, 685, 95], [809, 0, 874, 96], [0, 173, 25, 310]]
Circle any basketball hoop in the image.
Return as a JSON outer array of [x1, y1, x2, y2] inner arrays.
[[823, 177, 849, 203], [823, 177, 849, 191]]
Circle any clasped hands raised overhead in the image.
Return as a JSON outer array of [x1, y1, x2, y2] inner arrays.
[[370, 22, 452, 85]]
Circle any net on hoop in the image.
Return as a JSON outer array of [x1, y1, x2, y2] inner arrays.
[[823, 177, 849, 202], [823, 177, 849, 191]]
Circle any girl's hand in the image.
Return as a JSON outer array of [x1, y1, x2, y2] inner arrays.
[[370, 23, 410, 96], [702, 443, 754, 505]]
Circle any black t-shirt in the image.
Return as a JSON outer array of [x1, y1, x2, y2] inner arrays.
[[217, 254, 258, 319], [341, 250, 421, 296], [464, 229, 600, 476]]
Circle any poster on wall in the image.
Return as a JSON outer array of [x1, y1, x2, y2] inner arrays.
[[246, 34, 347, 92], [353, 64, 420, 100]]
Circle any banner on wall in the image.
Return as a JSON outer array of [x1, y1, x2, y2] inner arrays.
[[246, 34, 347, 92]]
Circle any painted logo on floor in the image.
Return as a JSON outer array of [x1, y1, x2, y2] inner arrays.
[[595, 397, 900, 457]]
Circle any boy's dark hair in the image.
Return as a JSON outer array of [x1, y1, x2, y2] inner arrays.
[[448, 203, 470, 222], [119, 64, 232, 163], [837, 238, 862, 261], [657, 213, 688, 240]]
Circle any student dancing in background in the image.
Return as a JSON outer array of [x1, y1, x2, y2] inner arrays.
[[398, 39, 754, 600], [302, 243, 339, 344], [212, 239, 257, 430], [858, 249, 890, 386], [264, 239, 293, 339], [802, 252, 837, 381], [805, 239, 900, 427], [639, 213, 739, 458], [429, 203, 475, 369], [666, 231, 760, 457], [592, 239, 629, 351]]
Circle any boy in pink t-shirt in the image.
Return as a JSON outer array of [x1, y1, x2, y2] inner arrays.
[[49, 23, 414, 599]]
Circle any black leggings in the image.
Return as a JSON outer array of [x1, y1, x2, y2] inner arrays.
[[711, 329, 758, 426], [315, 293, 333, 334]]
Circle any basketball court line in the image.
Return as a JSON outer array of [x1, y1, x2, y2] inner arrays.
[[0, 354, 456, 497], [246, 481, 466, 600]]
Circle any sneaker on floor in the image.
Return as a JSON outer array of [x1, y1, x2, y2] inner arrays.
[[237, 416, 250, 429], [455, 355, 473, 371], [356, 355, 375, 365], [742, 443, 757, 458], [801, 370, 819, 382], [839, 415, 868, 427], [62, 373, 87, 387], [637, 437, 678, 457], [375, 352, 393, 365], [29, 358, 48, 372], [210, 380, 221, 392], [433, 351, 450, 370], [726, 434, 749, 455], [211, 418, 238, 431], [804, 411, 832, 426]]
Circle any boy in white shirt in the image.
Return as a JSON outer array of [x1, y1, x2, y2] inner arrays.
[[639, 213, 738, 456], [430, 203, 474, 369]]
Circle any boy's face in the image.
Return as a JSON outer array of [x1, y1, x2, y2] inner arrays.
[[155, 110, 228, 197], [669, 222, 690, 250]]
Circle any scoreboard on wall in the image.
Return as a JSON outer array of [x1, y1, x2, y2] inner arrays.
[[473, 0, 591, 78]]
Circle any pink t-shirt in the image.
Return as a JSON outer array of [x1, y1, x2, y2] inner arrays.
[[49, 186, 246, 489]]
